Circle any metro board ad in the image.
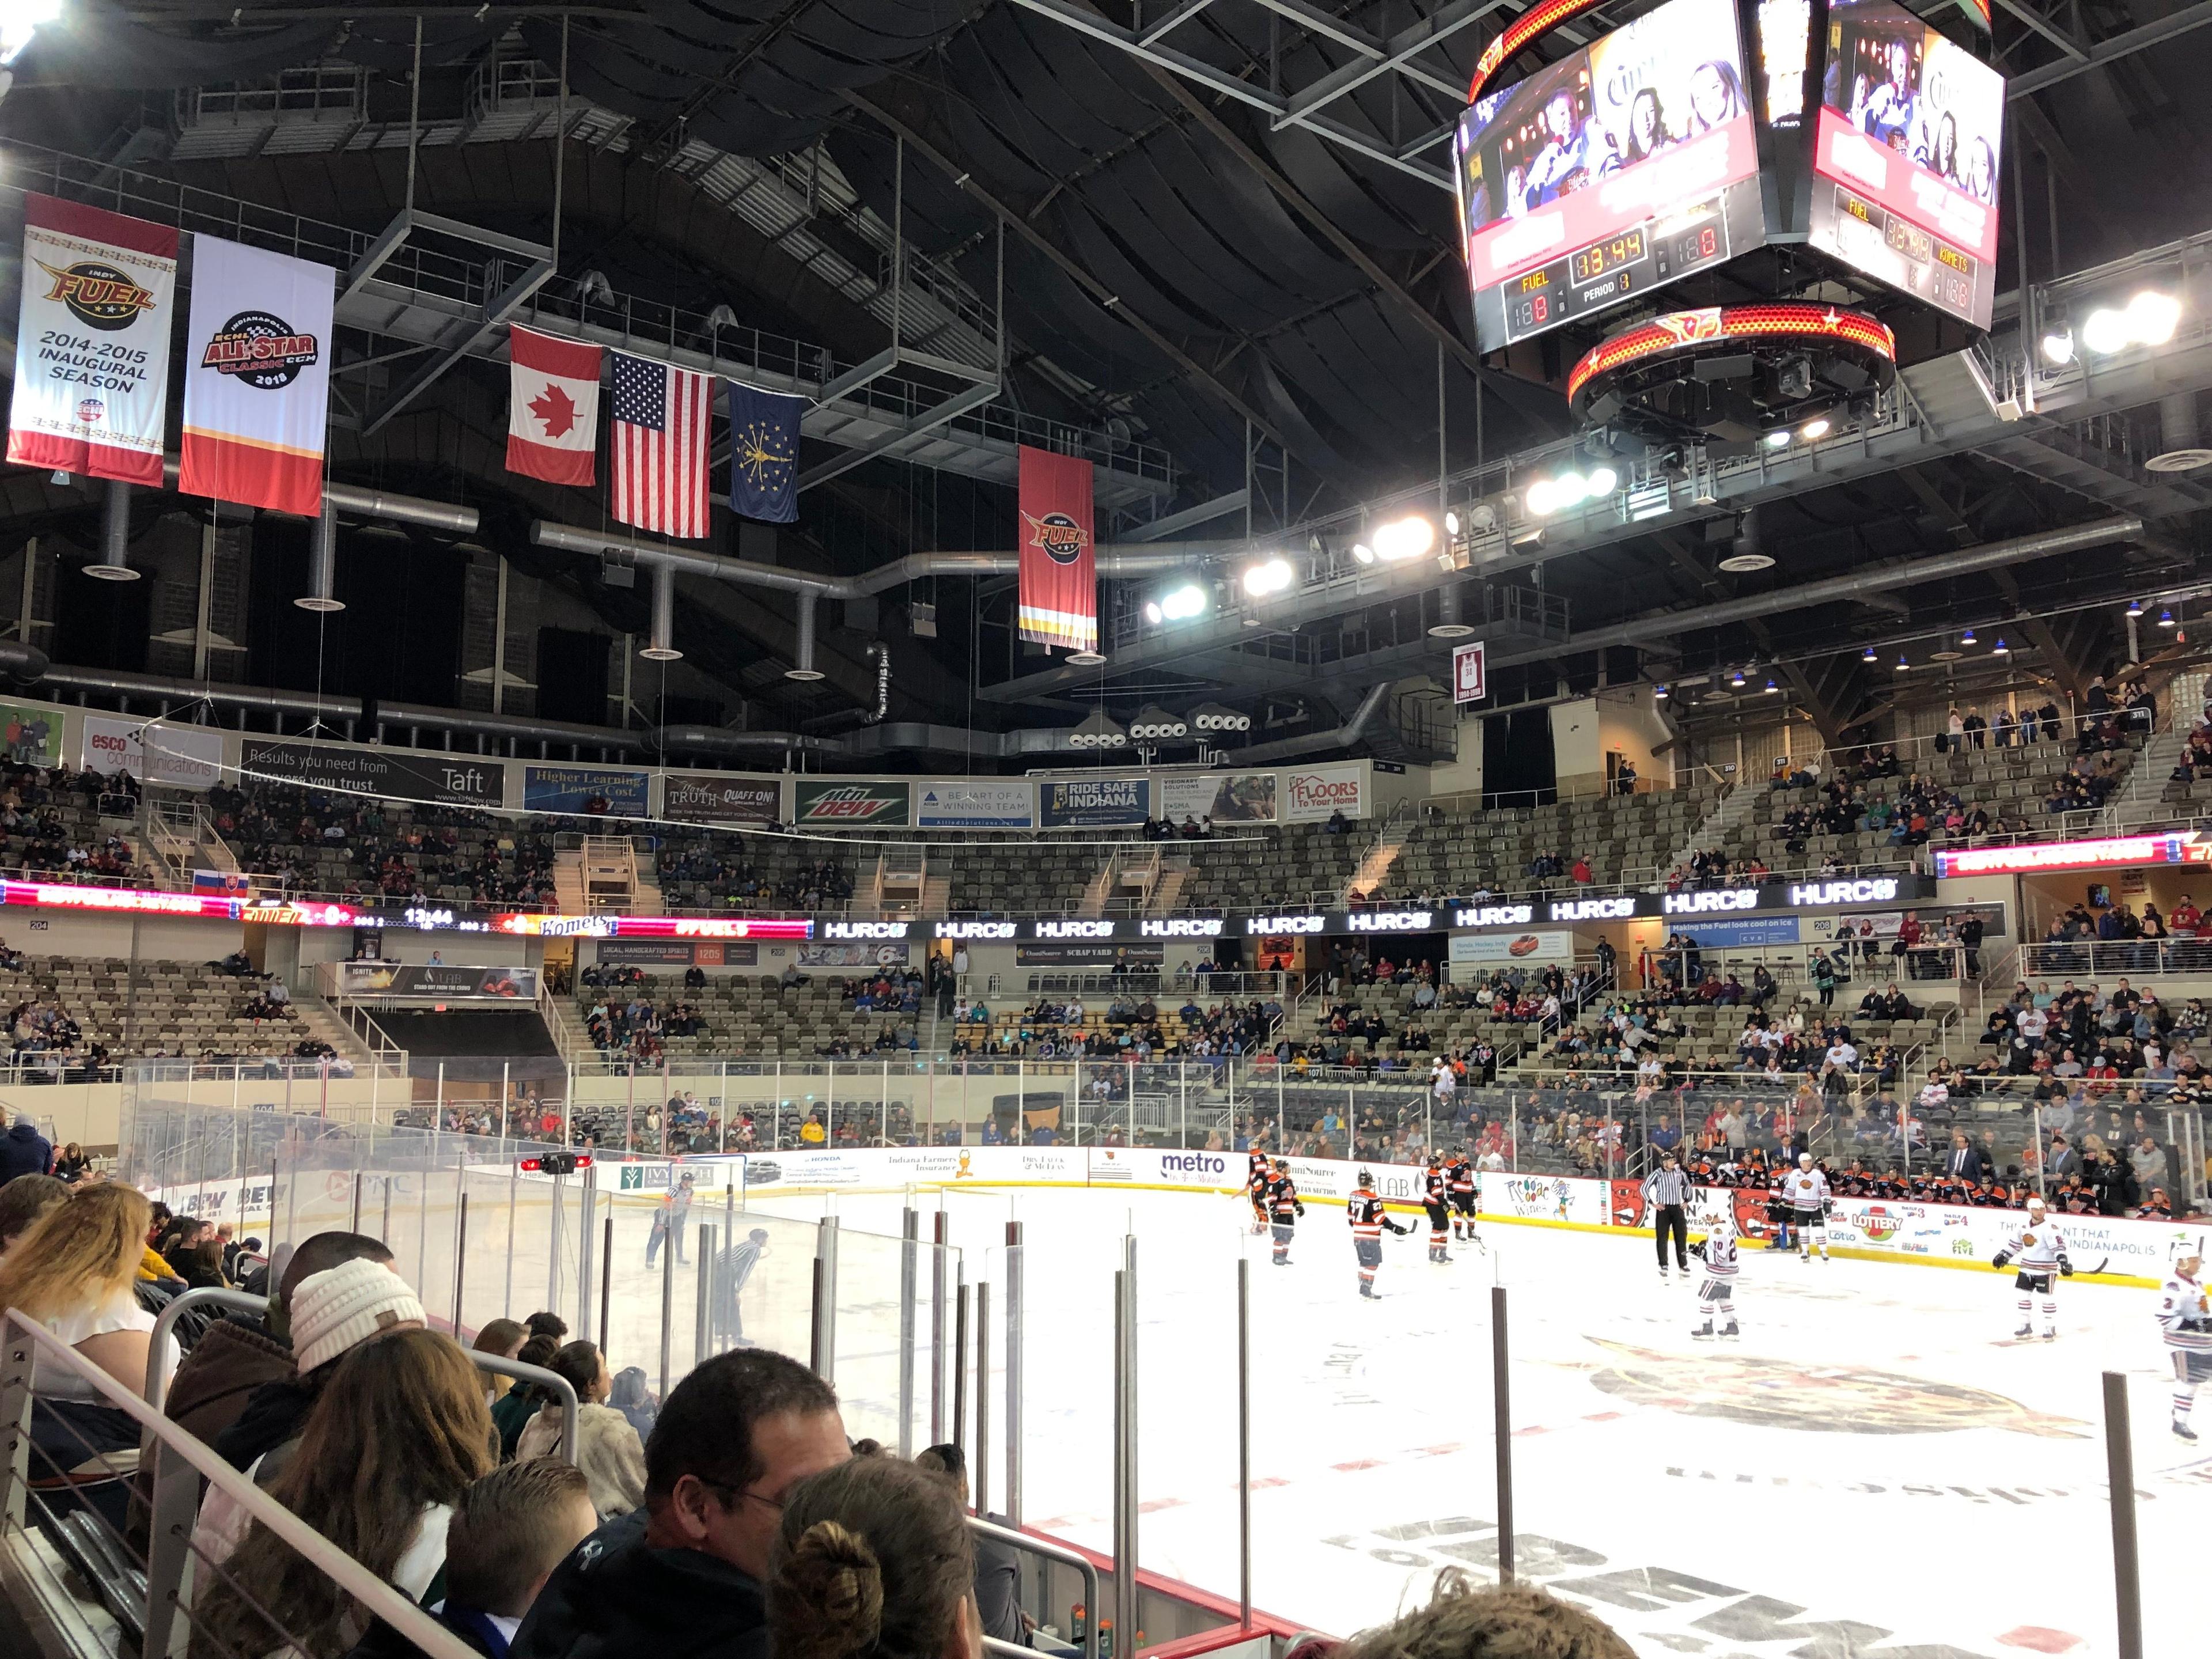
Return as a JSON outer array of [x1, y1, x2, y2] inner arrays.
[[1453, 0, 1767, 350], [1806, 0, 2003, 327]]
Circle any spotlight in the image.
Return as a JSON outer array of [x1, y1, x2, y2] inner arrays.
[[1524, 469, 1615, 518], [1370, 516, 1437, 562], [1862, 645, 1878, 662], [1444, 510, 1461, 536], [1992, 637, 2009, 654], [1763, 430, 1792, 450], [1654, 683, 1669, 700], [2160, 608, 2177, 628], [1730, 668, 1747, 688], [2127, 598, 2145, 617], [1524, 479, 1556, 518], [1896, 652, 1910, 671], [1241, 556, 1294, 597], [1352, 543, 1376, 565], [2040, 329, 2075, 365], [1585, 466, 1618, 497], [1764, 678, 1779, 694], [1960, 626, 1977, 646], [2082, 290, 2183, 355], [1150, 583, 1207, 623], [0, 0, 62, 65], [1799, 417, 1832, 440]]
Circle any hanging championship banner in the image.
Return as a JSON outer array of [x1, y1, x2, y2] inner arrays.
[[6, 194, 178, 486], [179, 237, 334, 516], [1017, 445, 1097, 653]]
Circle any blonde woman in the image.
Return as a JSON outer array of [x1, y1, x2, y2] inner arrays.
[[0, 1181, 166, 1406]]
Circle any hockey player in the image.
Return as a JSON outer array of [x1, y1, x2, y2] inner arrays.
[[1348, 1170, 1412, 1298], [1421, 1153, 1453, 1263], [1688, 1207, 1740, 1339], [1992, 1195, 2073, 1340], [2158, 1249, 2212, 1441], [1265, 1158, 1305, 1266], [1780, 1153, 1830, 1262], [1446, 1152, 1478, 1241], [1247, 1150, 1271, 1236]]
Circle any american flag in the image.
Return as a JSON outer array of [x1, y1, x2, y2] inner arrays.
[[609, 349, 713, 538]]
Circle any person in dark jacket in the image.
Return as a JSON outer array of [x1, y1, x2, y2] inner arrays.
[[493, 1335, 561, 1459], [510, 1348, 849, 1659], [0, 1115, 52, 1184]]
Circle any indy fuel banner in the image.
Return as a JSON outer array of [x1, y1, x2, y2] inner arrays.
[[1016, 444, 1097, 653], [179, 236, 334, 516], [6, 194, 178, 486]]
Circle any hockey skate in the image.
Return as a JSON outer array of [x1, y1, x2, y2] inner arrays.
[[1691, 1322, 1714, 1340], [2042, 1328, 2058, 1341], [1720, 1321, 1740, 1339], [2175, 1418, 2199, 1442], [2014, 1323, 2034, 1338]]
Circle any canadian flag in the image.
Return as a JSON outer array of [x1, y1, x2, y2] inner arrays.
[[505, 325, 601, 486]]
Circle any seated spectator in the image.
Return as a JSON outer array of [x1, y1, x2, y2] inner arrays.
[[472, 1317, 527, 1410], [0, 1183, 167, 1467], [514, 1339, 648, 1521], [346, 1458, 603, 1659], [52, 1141, 90, 1182], [913, 1441, 1023, 1645], [0, 1172, 66, 1257], [1329, 1569, 1628, 1659], [495, 1334, 562, 1459], [513, 1349, 850, 1659], [767, 1457, 983, 1659], [0, 1111, 52, 1183], [192, 1328, 497, 1659]]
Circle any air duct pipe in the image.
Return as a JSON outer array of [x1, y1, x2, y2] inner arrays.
[[2152, 393, 2208, 468], [85, 481, 138, 581], [0, 641, 46, 681], [641, 563, 681, 661], [151, 457, 479, 535], [1235, 681, 1393, 763], [298, 503, 344, 612], [789, 594, 823, 681]]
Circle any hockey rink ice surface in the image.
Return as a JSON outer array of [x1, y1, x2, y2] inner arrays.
[[710, 1182, 2206, 1659]]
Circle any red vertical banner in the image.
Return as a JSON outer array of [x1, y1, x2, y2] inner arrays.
[[1017, 444, 1097, 653]]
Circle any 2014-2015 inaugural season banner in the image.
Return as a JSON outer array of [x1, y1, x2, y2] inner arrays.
[[178, 236, 335, 517], [7, 194, 179, 486]]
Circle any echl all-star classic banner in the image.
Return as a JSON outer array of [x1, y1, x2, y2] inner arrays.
[[1016, 444, 1097, 653], [6, 194, 179, 486], [179, 236, 334, 516]]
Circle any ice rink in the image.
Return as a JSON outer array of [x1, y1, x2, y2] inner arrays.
[[691, 1180, 2205, 1659]]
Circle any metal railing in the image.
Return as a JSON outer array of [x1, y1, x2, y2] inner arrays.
[[2, 1309, 482, 1659], [2020, 939, 2212, 978]]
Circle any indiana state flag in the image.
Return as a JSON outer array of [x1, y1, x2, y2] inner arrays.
[[728, 382, 803, 524]]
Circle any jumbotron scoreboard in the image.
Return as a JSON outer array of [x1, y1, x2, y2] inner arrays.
[[1454, 0, 2005, 361]]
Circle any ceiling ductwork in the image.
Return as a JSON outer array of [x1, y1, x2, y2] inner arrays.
[[1067, 709, 1128, 750], [1234, 683, 1392, 763], [85, 480, 137, 582], [1128, 703, 1189, 741], [1189, 702, 1251, 734]]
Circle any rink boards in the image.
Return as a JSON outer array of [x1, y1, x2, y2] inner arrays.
[[139, 1145, 2202, 1287]]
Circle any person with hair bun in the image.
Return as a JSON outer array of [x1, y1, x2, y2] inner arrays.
[[1327, 1569, 1630, 1659], [769, 1457, 982, 1659]]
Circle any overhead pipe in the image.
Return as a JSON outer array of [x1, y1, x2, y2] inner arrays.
[[789, 593, 822, 681], [1234, 681, 1393, 763], [151, 457, 479, 535], [1495, 516, 2144, 665], [43, 665, 360, 724], [85, 480, 138, 581], [298, 503, 345, 612], [641, 564, 681, 661], [0, 641, 47, 681]]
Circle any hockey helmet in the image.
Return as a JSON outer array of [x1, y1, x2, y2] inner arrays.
[[1797, 1152, 1814, 1166], [2025, 1194, 2048, 1216], [1356, 1169, 1374, 1189]]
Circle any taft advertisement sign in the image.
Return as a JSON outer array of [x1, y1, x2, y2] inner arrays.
[[792, 779, 910, 828], [240, 738, 505, 808], [662, 772, 781, 826]]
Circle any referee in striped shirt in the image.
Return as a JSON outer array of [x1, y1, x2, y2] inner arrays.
[[1645, 1153, 1694, 1278]]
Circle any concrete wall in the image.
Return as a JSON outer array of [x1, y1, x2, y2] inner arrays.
[[1550, 698, 1604, 799], [1596, 686, 1675, 787]]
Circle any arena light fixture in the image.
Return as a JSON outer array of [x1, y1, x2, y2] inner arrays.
[[1896, 652, 1910, 671], [0, 0, 62, 65], [1128, 703, 1190, 741], [2040, 328, 2076, 365], [2160, 608, 2177, 628], [1190, 701, 1251, 733], [1765, 677, 1780, 694], [1993, 637, 2009, 654], [1143, 583, 1208, 626], [1799, 417, 1832, 440], [1960, 626, 1977, 646], [1369, 515, 1437, 562], [1729, 668, 1747, 688], [1240, 556, 1294, 598], [2127, 597, 2146, 617], [1653, 683, 1669, 700], [1763, 430, 1793, 450], [2081, 290, 2183, 356], [1862, 645, 1879, 662], [1443, 510, 1462, 537]]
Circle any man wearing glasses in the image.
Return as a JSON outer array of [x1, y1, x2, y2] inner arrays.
[[515, 1349, 851, 1659]]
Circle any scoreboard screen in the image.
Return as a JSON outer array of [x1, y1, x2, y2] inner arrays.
[[1453, 0, 1768, 353], [1805, 0, 2004, 328]]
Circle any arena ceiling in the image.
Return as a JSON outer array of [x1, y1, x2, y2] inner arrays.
[[4, 0, 2212, 756]]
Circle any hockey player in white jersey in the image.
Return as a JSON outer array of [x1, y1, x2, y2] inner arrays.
[[1781, 1153, 1831, 1262], [2157, 1249, 2212, 1441], [1992, 1196, 2073, 1340], [1688, 1206, 1741, 1339]]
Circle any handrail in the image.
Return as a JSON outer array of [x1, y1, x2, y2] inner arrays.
[[145, 1285, 267, 1412], [971, 1514, 1100, 1659], [1, 1309, 483, 1659], [473, 1353, 581, 1465]]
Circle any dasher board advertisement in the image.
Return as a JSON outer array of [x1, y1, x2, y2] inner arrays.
[[1453, 0, 1767, 351], [1806, 0, 2003, 327]]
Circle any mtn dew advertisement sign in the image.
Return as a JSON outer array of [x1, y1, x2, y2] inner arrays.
[[793, 779, 910, 827]]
